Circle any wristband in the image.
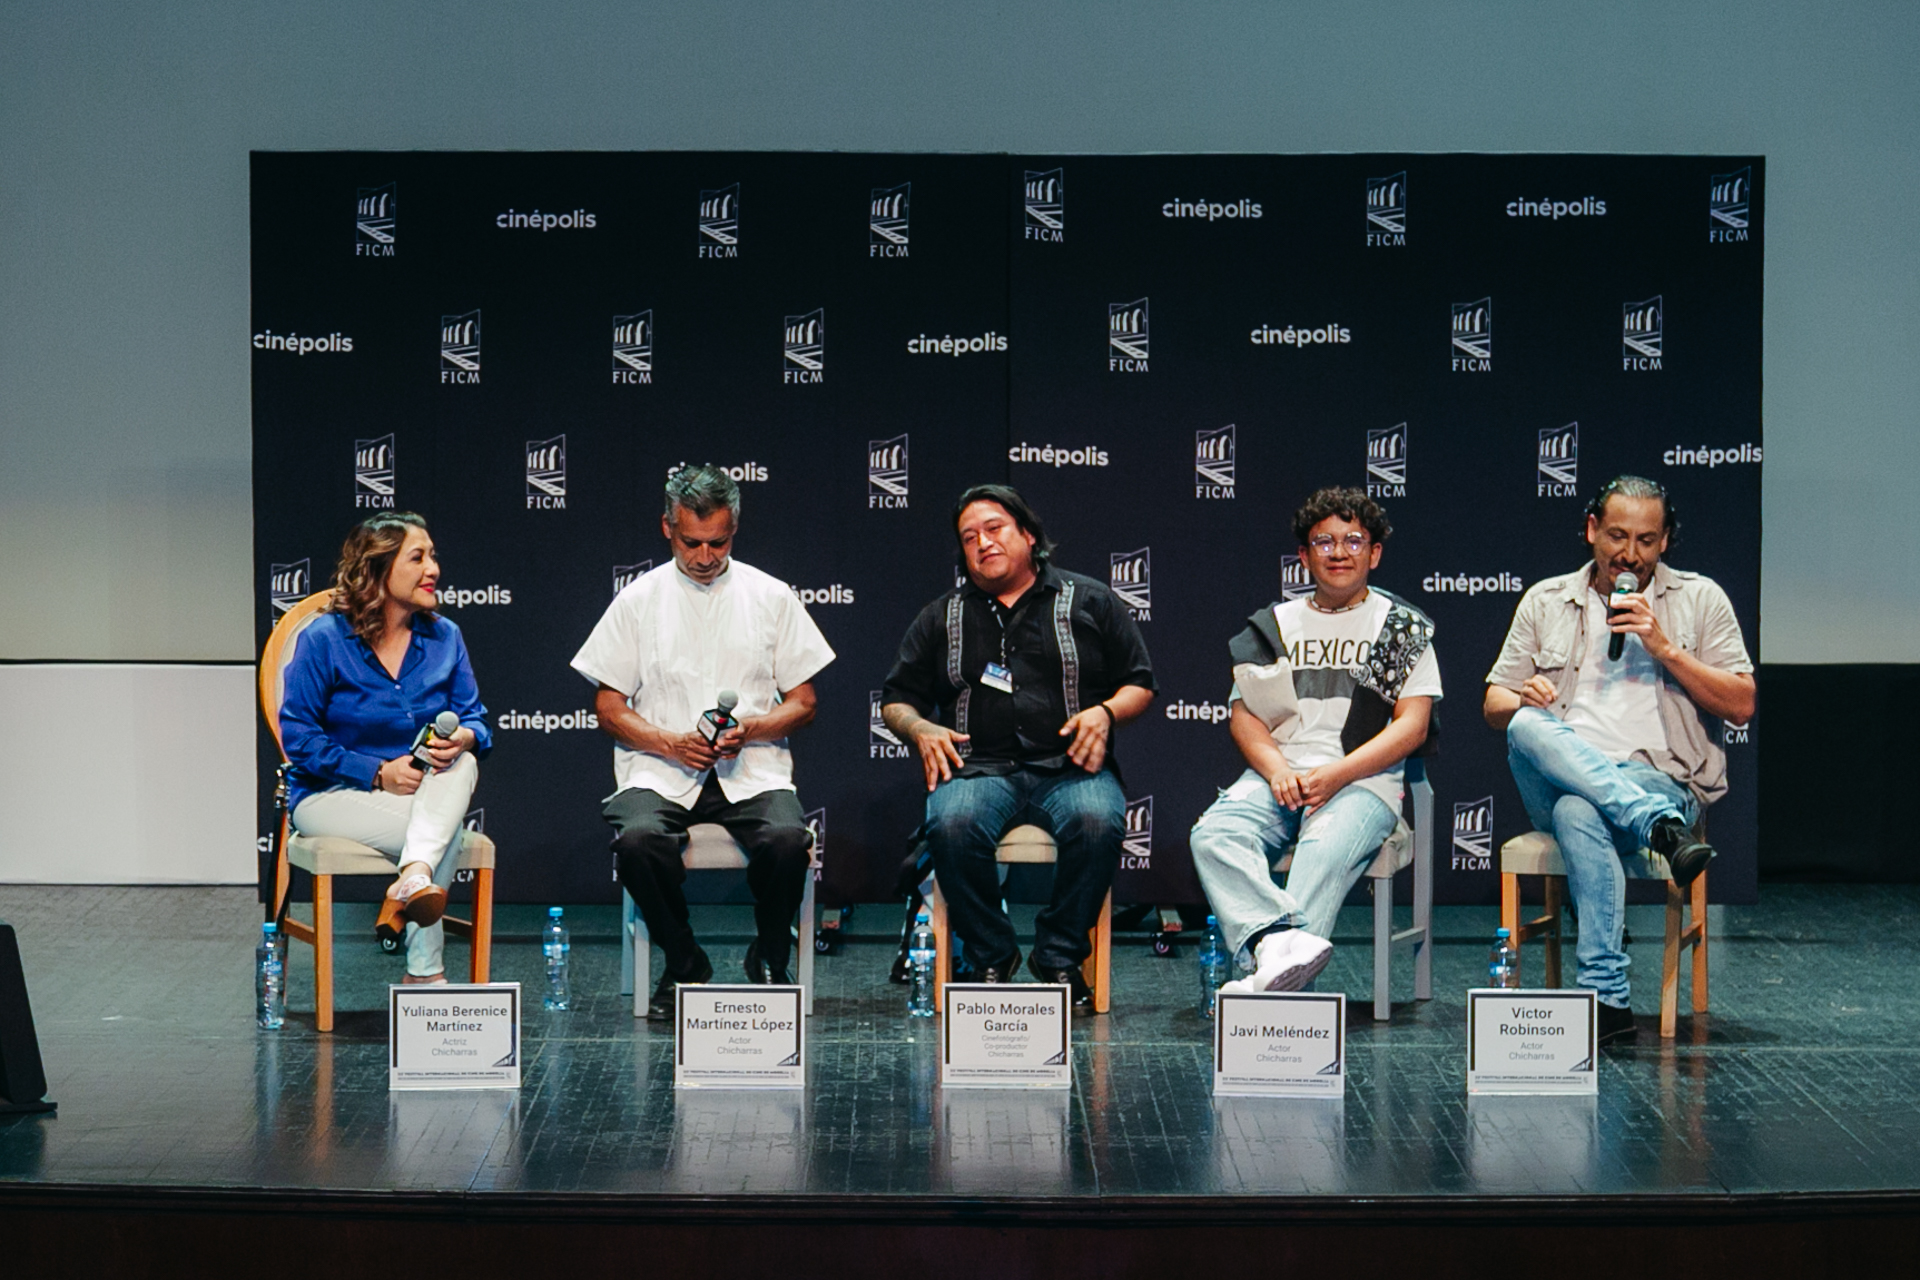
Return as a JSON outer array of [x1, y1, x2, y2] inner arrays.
[[1096, 702, 1115, 732]]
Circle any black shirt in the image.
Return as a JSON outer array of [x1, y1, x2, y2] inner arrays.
[[882, 564, 1156, 776]]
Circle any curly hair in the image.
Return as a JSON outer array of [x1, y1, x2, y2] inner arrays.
[[1584, 475, 1678, 547], [329, 512, 432, 644], [1291, 486, 1392, 548]]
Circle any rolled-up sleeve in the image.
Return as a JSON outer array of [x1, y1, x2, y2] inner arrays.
[[1694, 580, 1755, 675], [1485, 589, 1544, 691]]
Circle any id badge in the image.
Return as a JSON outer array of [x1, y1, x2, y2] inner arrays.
[[981, 662, 1015, 694]]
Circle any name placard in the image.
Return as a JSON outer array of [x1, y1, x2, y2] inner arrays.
[[389, 983, 520, 1090], [942, 983, 1070, 1088], [1213, 991, 1345, 1097], [675, 985, 805, 1088], [1466, 988, 1597, 1095]]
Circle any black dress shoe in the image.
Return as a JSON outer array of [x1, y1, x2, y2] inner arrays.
[[743, 939, 793, 985], [1649, 816, 1717, 888], [1027, 953, 1095, 1015], [1597, 1000, 1636, 1046], [973, 946, 1022, 985], [646, 948, 714, 1022]]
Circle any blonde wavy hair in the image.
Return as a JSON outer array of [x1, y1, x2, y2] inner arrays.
[[329, 512, 433, 644]]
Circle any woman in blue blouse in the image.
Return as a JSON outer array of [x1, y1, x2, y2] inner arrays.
[[280, 513, 492, 984]]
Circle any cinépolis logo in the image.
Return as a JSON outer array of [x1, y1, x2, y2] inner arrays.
[[784, 309, 824, 383], [1122, 796, 1153, 870], [353, 434, 395, 509], [1110, 547, 1151, 621], [440, 310, 481, 384], [1709, 167, 1751, 243], [1010, 441, 1110, 468], [1664, 443, 1761, 468], [1623, 297, 1662, 371], [1195, 423, 1235, 499], [1108, 298, 1149, 372], [497, 709, 599, 733], [1366, 171, 1406, 246], [870, 183, 909, 257], [1452, 796, 1493, 871], [1162, 196, 1262, 221], [496, 207, 596, 231], [270, 559, 311, 616], [791, 583, 855, 606], [612, 561, 652, 597], [907, 331, 1006, 356], [1421, 572, 1523, 596], [1024, 169, 1064, 242], [435, 585, 513, 608], [869, 434, 908, 509], [526, 435, 566, 509], [668, 460, 767, 483], [1506, 195, 1607, 220], [1279, 555, 1313, 603], [699, 183, 740, 257], [1451, 298, 1491, 372], [1164, 698, 1230, 725], [613, 311, 653, 384], [254, 329, 353, 355], [355, 182, 396, 256], [1366, 422, 1407, 498], [869, 691, 908, 759], [1250, 322, 1351, 347], [1537, 422, 1579, 497]]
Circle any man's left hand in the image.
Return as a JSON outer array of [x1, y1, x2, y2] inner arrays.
[[714, 723, 749, 759], [1059, 707, 1112, 774], [424, 726, 477, 770], [1297, 764, 1348, 813], [1608, 593, 1674, 662]]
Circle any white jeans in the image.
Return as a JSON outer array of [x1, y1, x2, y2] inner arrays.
[[291, 754, 478, 977]]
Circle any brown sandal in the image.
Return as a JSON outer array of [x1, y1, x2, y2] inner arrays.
[[374, 876, 448, 945]]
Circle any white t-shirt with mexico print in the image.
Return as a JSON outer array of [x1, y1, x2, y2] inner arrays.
[[1252, 591, 1442, 810]]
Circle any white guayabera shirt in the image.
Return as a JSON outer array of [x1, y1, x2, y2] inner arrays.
[[571, 560, 836, 806]]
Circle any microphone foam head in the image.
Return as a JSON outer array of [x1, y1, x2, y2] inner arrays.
[[435, 710, 461, 735], [1614, 571, 1639, 593], [716, 688, 740, 714]]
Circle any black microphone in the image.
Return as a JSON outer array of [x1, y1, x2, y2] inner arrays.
[[697, 689, 741, 745], [1607, 571, 1639, 661], [407, 710, 462, 771]]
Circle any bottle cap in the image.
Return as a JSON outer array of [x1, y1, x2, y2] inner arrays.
[[916, 909, 930, 922], [1495, 927, 1511, 939], [1206, 915, 1217, 926], [549, 906, 563, 918], [262, 922, 277, 935]]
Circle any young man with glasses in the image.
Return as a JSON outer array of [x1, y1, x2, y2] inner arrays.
[[1484, 476, 1753, 1045], [1190, 487, 1440, 994]]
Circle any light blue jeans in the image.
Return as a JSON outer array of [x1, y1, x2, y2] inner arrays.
[[1188, 769, 1400, 957], [1505, 708, 1698, 1009]]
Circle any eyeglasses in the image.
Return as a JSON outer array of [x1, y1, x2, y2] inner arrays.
[[1308, 533, 1370, 556]]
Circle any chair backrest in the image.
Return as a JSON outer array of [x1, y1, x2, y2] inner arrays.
[[257, 591, 337, 757]]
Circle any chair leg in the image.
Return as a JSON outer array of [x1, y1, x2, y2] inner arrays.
[[469, 868, 493, 984], [1661, 881, 1683, 1039], [799, 865, 817, 1016], [313, 874, 334, 1034], [1543, 876, 1564, 988], [1692, 870, 1710, 1015], [620, 889, 635, 1000], [1500, 872, 1521, 986], [1373, 879, 1392, 1022], [1086, 890, 1112, 1015], [633, 896, 651, 1021], [1411, 772, 1434, 1001], [930, 882, 950, 1015]]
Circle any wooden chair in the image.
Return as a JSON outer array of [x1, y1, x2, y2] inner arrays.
[[926, 825, 1114, 1015], [620, 825, 820, 1016], [260, 591, 496, 1032], [1499, 828, 1708, 1038]]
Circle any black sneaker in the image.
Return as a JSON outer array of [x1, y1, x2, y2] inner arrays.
[[743, 939, 792, 985], [1597, 1000, 1637, 1046], [1649, 816, 1716, 889], [646, 947, 714, 1022], [974, 947, 1022, 984]]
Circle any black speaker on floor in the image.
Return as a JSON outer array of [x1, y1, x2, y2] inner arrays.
[[0, 921, 55, 1115]]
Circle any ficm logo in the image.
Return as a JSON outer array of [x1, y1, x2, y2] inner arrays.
[[1110, 547, 1151, 621], [270, 559, 311, 616], [1366, 171, 1406, 245], [1451, 299, 1491, 371], [869, 691, 908, 759], [1366, 422, 1407, 498], [1421, 572, 1524, 596], [1279, 555, 1314, 603], [526, 435, 567, 509], [1723, 720, 1751, 746], [613, 311, 653, 385], [463, 809, 485, 834], [440, 310, 481, 384], [1023, 168, 1064, 242], [354, 434, 395, 509], [804, 808, 826, 878], [1537, 423, 1579, 497], [784, 309, 824, 384], [356, 182, 395, 256], [869, 434, 908, 509], [612, 561, 652, 597], [497, 709, 599, 732], [1195, 423, 1235, 499], [870, 183, 909, 257], [1121, 796, 1153, 869], [699, 184, 739, 256], [1623, 296, 1663, 371], [1164, 699, 1230, 724], [436, 585, 513, 608], [1108, 298, 1149, 372], [1663, 443, 1762, 468], [1451, 797, 1493, 871], [1710, 167, 1751, 243]]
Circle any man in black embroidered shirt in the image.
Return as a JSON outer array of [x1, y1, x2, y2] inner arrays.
[[881, 485, 1156, 1011]]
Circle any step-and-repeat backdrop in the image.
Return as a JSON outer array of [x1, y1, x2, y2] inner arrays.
[[252, 152, 1763, 910]]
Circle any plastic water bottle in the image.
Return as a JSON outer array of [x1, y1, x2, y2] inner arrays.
[[255, 922, 285, 1029], [1197, 915, 1231, 1018], [907, 910, 936, 1018], [1489, 926, 1519, 989], [543, 907, 571, 1010]]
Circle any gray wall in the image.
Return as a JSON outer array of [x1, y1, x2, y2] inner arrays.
[[4, 1, 1914, 662]]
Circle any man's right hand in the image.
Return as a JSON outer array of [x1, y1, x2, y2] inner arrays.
[[1268, 765, 1305, 811], [377, 755, 423, 796], [908, 721, 971, 793], [1519, 675, 1559, 709], [664, 731, 722, 772]]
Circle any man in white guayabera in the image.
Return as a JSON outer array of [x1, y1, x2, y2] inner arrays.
[[1485, 476, 1754, 1046], [572, 465, 835, 1021], [1189, 487, 1441, 996]]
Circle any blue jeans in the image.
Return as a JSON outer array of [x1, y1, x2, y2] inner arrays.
[[923, 767, 1126, 971], [1188, 769, 1400, 956], [1506, 707, 1698, 1008]]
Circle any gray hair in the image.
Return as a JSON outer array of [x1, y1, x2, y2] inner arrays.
[[664, 464, 741, 522]]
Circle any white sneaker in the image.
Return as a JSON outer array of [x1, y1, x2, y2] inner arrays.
[[1218, 975, 1260, 997], [1249, 928, 1334, 992]]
